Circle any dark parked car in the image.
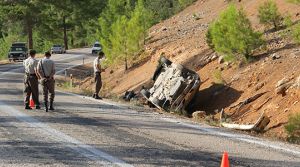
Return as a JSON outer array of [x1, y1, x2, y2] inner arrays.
[[141, 56, 201, 112], [8, 45, 28, 62]]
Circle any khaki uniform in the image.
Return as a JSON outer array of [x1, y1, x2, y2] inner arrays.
[[94, 57, 103, 95], [37, 57, 55, 103], [23, 57, 40, 106]]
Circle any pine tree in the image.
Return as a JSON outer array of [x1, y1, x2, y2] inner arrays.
[[258, 0, 282, 30], [207, 5, 264, 61]]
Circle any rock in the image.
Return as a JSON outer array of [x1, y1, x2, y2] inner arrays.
[[218, 56, 224, 64], [161, 26, 168, 31], [271, 53, 281, 60], [255, 82, 265, 91], [192, 111, 206, 120], [211, 53, 218, 61], [276, 78, 292, 96], [276, 78, 290, 88], [293, 75, 300, 88]]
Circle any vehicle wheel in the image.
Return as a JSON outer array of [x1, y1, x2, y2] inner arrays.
[[151, 97, 164, 107], [140, 89, 150, 98], [160, 56, 172, 66]]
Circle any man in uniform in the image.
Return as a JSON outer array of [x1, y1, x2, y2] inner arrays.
[[23, 50, 40, 110], [37, 51, 55, 112], [93, 51, 105, 99]]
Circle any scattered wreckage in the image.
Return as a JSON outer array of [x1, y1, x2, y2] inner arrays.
[[141, 56, 201, 112], [220, 93, 271, 132], [220, 110, 270, 132]]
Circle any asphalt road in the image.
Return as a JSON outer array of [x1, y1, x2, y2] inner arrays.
[[0, 49, 299, 167]]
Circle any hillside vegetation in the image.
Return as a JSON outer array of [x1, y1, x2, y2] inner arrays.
[[92, 0, 300, 143], [0, 0, 195, 60]]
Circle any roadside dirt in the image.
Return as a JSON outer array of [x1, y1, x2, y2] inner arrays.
[[68, 0, 300, 141]]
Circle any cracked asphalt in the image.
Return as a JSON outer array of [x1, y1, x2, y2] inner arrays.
[[0, 49, 299, 167]]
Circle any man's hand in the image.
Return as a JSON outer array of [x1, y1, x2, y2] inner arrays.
[[101, 68, 106, 72]]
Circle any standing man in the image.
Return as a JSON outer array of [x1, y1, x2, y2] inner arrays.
[[37, 51, 55, 112], [93, 51, 105, 99], [23, 50, 40, 110]]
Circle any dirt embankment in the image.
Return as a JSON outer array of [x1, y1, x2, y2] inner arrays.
[[72, 0, 300, 141]]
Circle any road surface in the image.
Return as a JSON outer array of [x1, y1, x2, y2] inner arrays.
[[0, 49, 299, 167]]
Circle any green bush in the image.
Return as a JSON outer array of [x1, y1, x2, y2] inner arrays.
[[283, 14, 293, 28], [292, 23, 300, 44], [206, 5, 264, 61], [285, 113, 300, 143], [0, 34, 18, 60], [258, 0, 282, 30]]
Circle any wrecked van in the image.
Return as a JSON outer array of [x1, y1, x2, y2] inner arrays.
[[141, 56, 201, 112]]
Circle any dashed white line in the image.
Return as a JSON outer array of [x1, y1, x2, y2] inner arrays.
[[0, 101, 133, 167]]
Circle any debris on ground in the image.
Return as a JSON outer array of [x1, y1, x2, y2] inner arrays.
[[123, 91, 137, 101], [220, 110, 270, 132]]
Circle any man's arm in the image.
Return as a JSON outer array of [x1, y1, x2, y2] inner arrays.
[[50, 62, 55, 78], [36, 61, 43, 79]]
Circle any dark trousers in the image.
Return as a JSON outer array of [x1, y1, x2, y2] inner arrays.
[[95, 72, 102, 95], [41, 78, 55, 103], [24, 75, 40, 106]]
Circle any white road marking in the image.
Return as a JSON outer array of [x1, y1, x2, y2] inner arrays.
[[0, 101, 133, 167], [161, 118, 300, 156], [57, 91, 300, 157]]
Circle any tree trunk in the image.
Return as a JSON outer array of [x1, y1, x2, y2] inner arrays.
[[125, 57, 128, 71], [63, 16, 69, 50], [26, 18, 33, 49]]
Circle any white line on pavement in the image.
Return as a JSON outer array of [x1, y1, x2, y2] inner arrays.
[[0, 101, 133, 167], [58, 91, 300, 157]]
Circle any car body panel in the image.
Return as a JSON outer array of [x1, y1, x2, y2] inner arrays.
[[92, 42, 102, 54], [141, 57, 201, 112], [51, 45, 66, 54], [8, 45, 28, 61]]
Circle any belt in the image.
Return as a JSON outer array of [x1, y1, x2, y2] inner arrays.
[[26, 73, 37, 76]]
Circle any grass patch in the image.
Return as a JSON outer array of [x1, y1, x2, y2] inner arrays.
[[285, 113, 300, 144], [213, 69, 225, 84]]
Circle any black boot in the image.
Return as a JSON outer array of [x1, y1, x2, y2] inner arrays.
[[36, 105, 41, 109], [44, 102, 48, 112], [25, 103, 32, 110], [49, 101, 54, 111]]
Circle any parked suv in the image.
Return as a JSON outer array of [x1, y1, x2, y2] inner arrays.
[[141, 56, 201, 112], [8, 42, 28, 62], [51, 45, 66, 54], [92, 42, 102, 54]]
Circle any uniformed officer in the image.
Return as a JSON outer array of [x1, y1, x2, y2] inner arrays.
[[23, 50, 40, 110], [37, 51, 55, 112], [93, 51, 105, 99]]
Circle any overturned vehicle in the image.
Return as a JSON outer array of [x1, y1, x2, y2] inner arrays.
[[141, 56, 201, 112]]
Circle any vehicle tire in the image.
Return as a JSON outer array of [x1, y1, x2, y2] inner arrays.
[[151, 97, 164, 107], [160, 56, 172, 66], [140, 89, 150, 98]]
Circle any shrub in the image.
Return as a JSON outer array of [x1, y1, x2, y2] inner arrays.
[[292, 23, 300, 44], [285, 113, 300, 143], [283, 14, 293, 28], [258, 0, 282, 30], [206, 5, 264, 61]]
